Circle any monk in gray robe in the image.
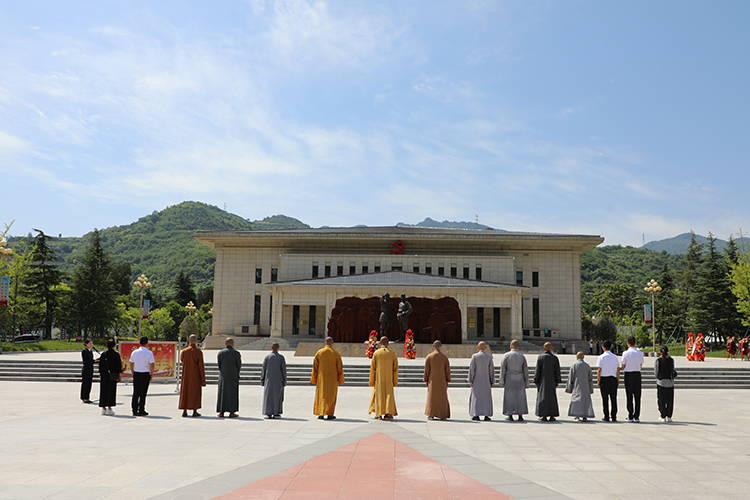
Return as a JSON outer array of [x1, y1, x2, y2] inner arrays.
[[468, 341, 494, 421], [261, 342, 287, 419], [499, 339, 529, 421], [534, 342, 561, 421], [217, 337, 242, 418], [566, 351, 595, 421]]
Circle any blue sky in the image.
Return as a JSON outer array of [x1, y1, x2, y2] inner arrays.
[[1, 1, 748, 247]]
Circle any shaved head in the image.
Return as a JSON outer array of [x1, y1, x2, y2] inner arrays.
[[510, 339, 520, 349], [325, 336, 334, 345], [544, 342, 553, 352], [189, 334, 198, 345], [477, 341, 487, 351], [225, 337, 234, 347], [577, 351, 585, 360], [380, 336, 389, 346]]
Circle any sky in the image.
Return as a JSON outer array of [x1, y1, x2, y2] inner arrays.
[[1, 1, 748, 247]]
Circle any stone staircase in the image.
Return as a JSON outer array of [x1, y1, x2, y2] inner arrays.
[[1, 358, 750, 389]]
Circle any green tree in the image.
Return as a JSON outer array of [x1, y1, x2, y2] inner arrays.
[[179, 315, 199, 341], [196, 285, 213, 307], [730, 241, 750, 327], [72, 230, 119, 338], [110, 262, 133, 296], [0, 232, 35, 338], [172, 270, 196, 307], [680, 231, 703, 329], [163, 300, 188, 339], [592, 283, 641, 319], [27, 230, 63, 338], [655, 263, 683, 343]]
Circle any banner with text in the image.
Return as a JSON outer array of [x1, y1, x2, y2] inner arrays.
[[119, 341, 177, 379], [644, 304, 652, 325], [0, 276, 9, 306]]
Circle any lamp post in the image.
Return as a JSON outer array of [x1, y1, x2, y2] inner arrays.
[[644, 279, 662, 356], [133, 274, 151, 337], [185, 301, 196, 316]]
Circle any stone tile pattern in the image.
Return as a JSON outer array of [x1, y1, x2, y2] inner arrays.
[[211, 432, 512, 500]]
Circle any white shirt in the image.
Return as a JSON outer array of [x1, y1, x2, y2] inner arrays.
[[596, 350, 620, 377], [130, 346, 155, 373], [621, 346, 644, 372]]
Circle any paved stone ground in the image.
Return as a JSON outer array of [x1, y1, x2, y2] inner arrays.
[[0, 351, 749, 500]]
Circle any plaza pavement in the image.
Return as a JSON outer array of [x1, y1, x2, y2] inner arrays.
[[0, 350, 749, 500]]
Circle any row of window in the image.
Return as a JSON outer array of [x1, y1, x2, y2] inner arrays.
[[473, 307, 502, 338], [255, 268, 278, 284], [515, 271, 539, 287]]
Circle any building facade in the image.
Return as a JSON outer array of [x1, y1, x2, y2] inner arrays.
[[194, 227, 603, 344]]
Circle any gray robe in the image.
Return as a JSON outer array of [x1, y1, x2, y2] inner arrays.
[[534, 350, 561, 417], [216, 346, 242, 413], [565, 359, 595, 418], [499, 349, 529, 415], [261, 351, 287, 416], [468, 350, 494, 417]]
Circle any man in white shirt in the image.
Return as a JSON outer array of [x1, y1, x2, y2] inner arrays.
[[621, 336, 645, 422], [596, 340, 620, 422], [129, 336, 155, 416]]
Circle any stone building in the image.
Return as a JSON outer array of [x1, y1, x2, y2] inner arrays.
[[194, 227, 603, 346]]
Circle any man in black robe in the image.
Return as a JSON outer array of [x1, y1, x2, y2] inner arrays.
[[217, 337, 242, 418], [534, 342, 561, 421], [80, 339, 95, 403]]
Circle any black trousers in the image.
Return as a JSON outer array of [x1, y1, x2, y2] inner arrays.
[[132, 372, 151, 414], [599, 376, 618, 420], [657, 385, 674, 418], [80, 368, 93, 400], [624, 371, 642, 420]]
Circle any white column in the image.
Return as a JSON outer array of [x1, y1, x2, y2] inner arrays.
[[270, 289, 283, 338], [511, 291, 522, 341], [457, 291, 469, 342]]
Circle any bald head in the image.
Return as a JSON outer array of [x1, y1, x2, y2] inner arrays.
[[433, 340, 442, 351], [510, 339, 520, 350], [271, 342, 279, 351], [325, 336, 334, 346], [576, 351, 585, 360], [225, 337, 234, 347], [380, 336, 389, 346], [544, 342, 553, 352], [189, 334, 198, 345], [477, 341, 487, 351]]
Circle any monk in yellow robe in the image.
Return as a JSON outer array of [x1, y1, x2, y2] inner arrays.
[[424, 340, 451, 420], [179, 335, 206, 417], [311, 337, 344, 420], [369, 336, 398, 419]]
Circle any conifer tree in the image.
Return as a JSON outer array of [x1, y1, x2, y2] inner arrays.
[[172, 270, 196, 307], [72, 230, 118, 338], [27, 230, 63, 338]]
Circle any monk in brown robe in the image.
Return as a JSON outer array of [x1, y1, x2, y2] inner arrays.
[[424, 340, 451, 420], [179, 335, 206, 417], [311, 337, 345, 420], [369, 337, 398, 419]]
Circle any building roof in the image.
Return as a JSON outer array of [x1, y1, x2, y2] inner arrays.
[[268, 270, 525, 290]]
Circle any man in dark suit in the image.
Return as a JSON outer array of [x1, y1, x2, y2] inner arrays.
[[81, 339, 95, 403]]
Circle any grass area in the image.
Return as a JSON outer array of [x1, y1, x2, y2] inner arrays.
[[0, 339, 108, 352]]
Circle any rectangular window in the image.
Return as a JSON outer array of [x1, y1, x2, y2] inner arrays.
[[476, 267, 482, 281], [438, 266, 445, 276], [271, 268, 278, 282], [533, 329, 541, 337], [463, 267, 469, 279], [516, 271, 523, 286], [533, 298, 540, 329], [255, 268, 262, 284], [325, 265, 331, 277], [374, 265, 381, 273], [349, 265, 356, 275], [493, 307, 500, 337], [241, 325, 249, 334], [337, 265, 343, 276], [269, 294, 273, 326], [362, 265, 369, 274], [392, 265, 402, 271], [476, 307, 484, 337], [309, 306, 317, 335], [254, 295, 261, 326], [425, 266, 432, 275], [292, 305, 300, 335], [450, 267, 457, 278], [532, 271, 539, 287], [413, 265, 420, 273], [312, 265, 319, 278]]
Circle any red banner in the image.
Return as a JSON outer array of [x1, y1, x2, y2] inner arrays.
[[0, 276, 9, 306], [119, 341, 177, 379]]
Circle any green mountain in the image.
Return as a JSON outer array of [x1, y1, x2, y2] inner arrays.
[[396, 217, 496, 230], [642, 233, 749, 254], [43, 202, 309, 291]]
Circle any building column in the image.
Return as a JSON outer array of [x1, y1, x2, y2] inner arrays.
[[511, 291, 522, 341], [270, 289, 283, 338], [324, 291, 336, 335], [457, 291, 469, 343]]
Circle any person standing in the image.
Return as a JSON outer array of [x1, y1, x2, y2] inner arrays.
[[129, 336, 155, 417], [311, 337, 345, 420], [81, 339, 96, 404], [468, 341, 494, 421], [217, 337, 242, 418], [596, 340, 620, 422], [261, 342, 287, 419], [534, 342, 561, 421], [369, 336, 398, 419], [499, 339, 529, 421], [561, 341, 567, 355], [655, 345, 676, 422], [424, 340, 451, 420], [98, 339, 122, 415], [179, 334, 206, 418], [566, 352, 595, 422], [621, 336, 645, 422]]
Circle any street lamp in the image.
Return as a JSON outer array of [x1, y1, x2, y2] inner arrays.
[[133, 274, 151, 337], [185, 301, 196, 316], [644, 279, 662, 356]]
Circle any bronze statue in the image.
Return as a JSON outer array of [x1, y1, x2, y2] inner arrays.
[[397, 294, 414, 342], [379, 293, 394, 338]]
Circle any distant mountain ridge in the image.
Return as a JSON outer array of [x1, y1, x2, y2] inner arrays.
[[396, 217, 495, 230], [642, 232, 749, 254]]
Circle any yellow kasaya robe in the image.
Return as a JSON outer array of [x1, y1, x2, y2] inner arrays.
[[368, 346, 398, 416], [424, 350, 451, 419], [310, 345, 345, 416], [179, 345, 206, 410]]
